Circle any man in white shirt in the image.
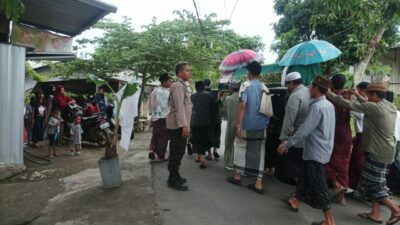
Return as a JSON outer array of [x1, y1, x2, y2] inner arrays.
[[348, 82, 369, 190], [148, 73, 172, 160]]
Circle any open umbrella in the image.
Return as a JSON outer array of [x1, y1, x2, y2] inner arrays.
[[219, 49, 262, 74], [279, 40, 342, 66]]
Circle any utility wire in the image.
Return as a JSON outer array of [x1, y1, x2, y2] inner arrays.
[[229, 0, 239, 21], [192, 0, 210, 48]]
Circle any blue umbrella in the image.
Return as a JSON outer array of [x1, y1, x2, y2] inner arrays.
[[279, 40, 342, 66]]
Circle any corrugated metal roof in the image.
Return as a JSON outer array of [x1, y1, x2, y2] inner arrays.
[[19, 0, 117, 36]]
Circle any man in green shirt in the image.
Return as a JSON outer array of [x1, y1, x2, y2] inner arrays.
[[223, 81, 240, 170], [327, 83, 400, 225]]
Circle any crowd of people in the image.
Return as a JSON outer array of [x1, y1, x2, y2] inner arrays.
[[148, 60, 400, 225], [24, 85, 109, 157]]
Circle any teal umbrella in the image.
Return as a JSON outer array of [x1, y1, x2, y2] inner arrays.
[[232, 63, 282, 78], [279, 40, 342, 66]]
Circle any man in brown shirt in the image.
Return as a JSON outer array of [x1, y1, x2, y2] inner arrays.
[[166, 61, 192, 191]]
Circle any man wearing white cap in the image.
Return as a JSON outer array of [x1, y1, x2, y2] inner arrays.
[[279, 71, 311, 212]]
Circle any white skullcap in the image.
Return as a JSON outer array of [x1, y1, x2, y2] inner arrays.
[[285, 72, 302, 82]]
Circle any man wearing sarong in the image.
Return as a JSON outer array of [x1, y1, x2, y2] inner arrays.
[[327, 83, 400, 225], [166, 62, 192, 191], [190, 81, 214, 169], [227, 61, 269, 194], [278, 75, 336, 225], [224, 81, 240, 170], [387, 99, 400, 196], [148, 73, 172, 161], [278, 72, 310, 211], [204, 78, 222, 160], [348, 82, 369, 190], [325, 74, 353, 205]]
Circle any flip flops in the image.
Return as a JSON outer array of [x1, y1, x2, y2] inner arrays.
[[148, 152, 155, 160], [330, 187, 347, 199], [227, 176, 241, 186], [311, 222, 323, 225], [387, 215, 400, 225], [280, 195, 299, 212], [357, 213, 383, 224], [213, 151, 220, 159], [247, 183, 264, 194]]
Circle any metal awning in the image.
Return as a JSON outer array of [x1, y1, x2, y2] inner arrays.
[[19, 0, 117, 37]]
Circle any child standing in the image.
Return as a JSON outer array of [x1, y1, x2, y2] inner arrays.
[[70, 116, 83, 156], [47, 109, 62, 158]]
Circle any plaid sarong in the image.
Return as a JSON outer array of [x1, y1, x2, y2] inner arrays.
[[354, 154, 390, 202], [296, 160, 331, 211], [234, 129, 266, 179]]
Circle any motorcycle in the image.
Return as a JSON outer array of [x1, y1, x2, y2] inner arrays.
[[65, 104, 112, 147]]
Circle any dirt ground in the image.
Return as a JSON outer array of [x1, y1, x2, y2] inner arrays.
[[0, 131, 159, 225]]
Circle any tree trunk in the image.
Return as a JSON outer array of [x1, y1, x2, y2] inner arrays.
[[0, 14, 10, 43], [354, 27, 386, 84], [137, 75, 147, 117]]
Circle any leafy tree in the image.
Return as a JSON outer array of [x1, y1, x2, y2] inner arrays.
[[0, 0, 25, 42], [272, 0, 400, 81], [51, 11, 264, 114], [315, 0, 400, 83]]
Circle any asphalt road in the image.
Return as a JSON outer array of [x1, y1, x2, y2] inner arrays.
[[152, 121, 392, 225]]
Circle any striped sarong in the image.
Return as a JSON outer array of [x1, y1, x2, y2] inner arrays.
[[354, 154, 390, 202], [234, 129, 266, 179]]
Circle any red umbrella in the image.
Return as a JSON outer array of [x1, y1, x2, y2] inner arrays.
[[219, 49, 262, 74]]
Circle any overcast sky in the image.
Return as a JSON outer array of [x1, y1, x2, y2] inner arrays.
[[77, 0, 280, 63]]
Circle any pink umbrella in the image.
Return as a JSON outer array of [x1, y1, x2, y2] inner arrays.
[[219, 49, 263, 74]]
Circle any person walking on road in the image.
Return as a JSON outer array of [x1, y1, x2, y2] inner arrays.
[[166, 62, 192, 191], [190, 81, 214, 169], [227, 61, 270, 194], [278, 75, 336, 225], [204, 78, 222, 160], [327, 83, 400, 225], [325, 74, 353, 205], [223, 81, 240, 170], [348, 82, 369, 190], [278, 72, 310, 209], [148, 73, 172, 161]]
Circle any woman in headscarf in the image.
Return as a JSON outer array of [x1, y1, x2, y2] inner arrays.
[[53, 85, 75, 144]]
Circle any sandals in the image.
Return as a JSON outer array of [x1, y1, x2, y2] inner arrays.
[[227, 176, 241, 186], [357, 213, 383, 224], [247, 183, 264, 194], [333, 195, 347, 206], [148, 152, 155, 160], [330, 187, 347, 199], [311, 222, 323, 225], [280, 195, 299, 212], [199, 164, 206, 169], [213, 151, 220, 159], [387, 215, 400, 225]]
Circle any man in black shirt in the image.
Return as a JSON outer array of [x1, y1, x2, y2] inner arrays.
[[191, 81, 215, 168]]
